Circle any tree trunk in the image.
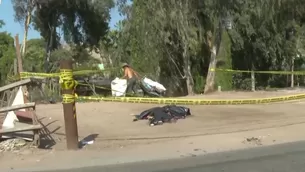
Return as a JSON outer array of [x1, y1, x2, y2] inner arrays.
[[21, 10, 32, 57], [45, 26, 55, 72], [251, 70, 255, 91], [107, 54, 113, 67], [204, 19, 223, 94], [291, 56, 294, 88], [182, 44, 194, 95], [204, 46, 217, 94], [175, 0, 194, 95]]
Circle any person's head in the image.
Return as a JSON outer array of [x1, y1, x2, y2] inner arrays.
[[121, 63, 129, 69]]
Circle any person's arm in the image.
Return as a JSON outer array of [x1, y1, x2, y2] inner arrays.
[[133, 69, 140, 79], [134, 71, 140, 78], [122, 69, 128, 79]]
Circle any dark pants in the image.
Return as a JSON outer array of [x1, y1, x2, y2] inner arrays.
[[126, 77, 137, 94]]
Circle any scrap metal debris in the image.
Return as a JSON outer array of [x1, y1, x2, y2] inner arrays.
[[0, 139, 27, 152]]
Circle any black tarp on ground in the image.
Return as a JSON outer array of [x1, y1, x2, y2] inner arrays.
[[133, 105, 191, 126]]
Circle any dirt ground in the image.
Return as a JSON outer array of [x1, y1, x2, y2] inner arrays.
[[33, 90, 305, 149], [2, 90, 305, 170]]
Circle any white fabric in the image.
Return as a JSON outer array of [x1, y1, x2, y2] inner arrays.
[[2, 86, 24, 129], [143, 77, 166, 92], [111, 77, 127, 97]]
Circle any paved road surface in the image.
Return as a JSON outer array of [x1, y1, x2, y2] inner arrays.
[[17, 140, 305, 172]]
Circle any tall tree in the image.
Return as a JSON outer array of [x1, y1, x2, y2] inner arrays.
[[23, 38, 46, 72], [31, 0, 114, 72], [11, 0, 36, 57]]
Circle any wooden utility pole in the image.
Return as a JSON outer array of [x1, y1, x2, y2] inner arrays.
[[60, 60, 79, 150], [15, 34, 29, 103], [13, 59, 18, 75], [15, 34, 23, 73]]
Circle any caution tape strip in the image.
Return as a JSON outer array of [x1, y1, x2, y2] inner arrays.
[[210, 68, 305, 75], [76, 93, 305, 105], [8, 67, 120, 80], [8, 68, 305, 81]]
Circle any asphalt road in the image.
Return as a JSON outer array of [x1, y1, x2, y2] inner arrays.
[[21, 140, 305, 172]]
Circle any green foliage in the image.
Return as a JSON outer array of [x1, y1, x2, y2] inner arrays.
[[17, 0, 116, 73], [32, 0, 115, 47], [0, 32, 16, 85], [113, 0, 305, 95], [226, 0, 305, 88], [23, 38, 46, 72], [6, 0, 305, 95], [193, 75, 205, 94], [215, 30, 232, 91], [22, 38, 100, 73], [11, 0, 35, 23], [0, 20, 4, 28]]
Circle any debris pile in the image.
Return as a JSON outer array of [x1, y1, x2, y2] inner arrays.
[[0, 139, 27, 152]]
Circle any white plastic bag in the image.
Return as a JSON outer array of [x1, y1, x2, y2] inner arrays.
[[143, 77, 166, 92], [111, 77, 127, 97]]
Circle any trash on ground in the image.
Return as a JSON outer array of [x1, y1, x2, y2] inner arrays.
[[111, 77, 166, 97], [0, 138, 27, 152], [81, 140, 94, 145], [242, 137, 262, 146]]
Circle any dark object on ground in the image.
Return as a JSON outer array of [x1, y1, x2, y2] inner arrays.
[[49, 98, 56, 104], [133, 105, 191, 126]]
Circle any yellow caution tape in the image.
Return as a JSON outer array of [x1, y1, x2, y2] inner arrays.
[[59, 69, 78, 90], [17, 67, 120, 79], [14, 68, 305, 80], [73, 104, 77, 118], [77, 93, 305, 105], [211, 68, 305, 75], [59, 69, 78, 104], [62, 94, 79, 104], [20, 72, 60, 78]]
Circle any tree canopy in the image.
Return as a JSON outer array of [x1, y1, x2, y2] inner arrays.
[[112, 0, 305, 94]]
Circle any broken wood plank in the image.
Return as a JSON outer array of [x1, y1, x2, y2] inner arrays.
[[0, 124, 42, 134], [0, 79, 32, 93], [2, 133, 35, 141], [0, 102, 36, 113], [15, 111, 33, 120]]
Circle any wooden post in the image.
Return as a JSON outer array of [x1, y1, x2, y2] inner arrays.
[[60, 59, 79, 150], [13, 59, 18, 75], [15, 34, 29, 103], [15, 34, 23, 73]]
